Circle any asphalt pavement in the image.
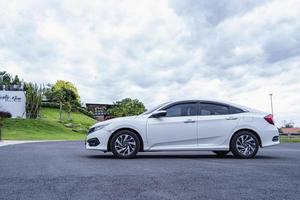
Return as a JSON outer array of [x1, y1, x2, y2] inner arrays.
[[0, 141, 299, 200]]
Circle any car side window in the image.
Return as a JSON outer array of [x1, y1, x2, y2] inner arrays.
[[200, 103, 229, 115], [164, 103, 198, 117], [230, 106, 245, 114]]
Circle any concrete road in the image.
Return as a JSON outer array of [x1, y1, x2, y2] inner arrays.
[[0, 142, 299, 200]]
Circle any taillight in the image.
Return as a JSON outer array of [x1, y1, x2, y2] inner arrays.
[[264, 114, 274, 125]]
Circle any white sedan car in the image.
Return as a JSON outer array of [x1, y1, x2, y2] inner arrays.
[[86, 100, 279, 159]]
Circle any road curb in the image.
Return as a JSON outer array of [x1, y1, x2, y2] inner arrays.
[[0, 140, 83, 147]]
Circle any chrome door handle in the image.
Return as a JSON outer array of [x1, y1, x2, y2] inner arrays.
[[226, 117, 238, 120], [184, 119, 196, 123]]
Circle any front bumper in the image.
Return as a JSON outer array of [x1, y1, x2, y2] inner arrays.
[[85, 128, 111, 151], [86, 138, 100, 147]]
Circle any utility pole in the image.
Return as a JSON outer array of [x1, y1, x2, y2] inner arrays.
[[269, 93, 274, 116]]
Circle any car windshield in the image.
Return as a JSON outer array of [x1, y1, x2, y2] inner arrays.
[[142, 102, 169, 115]]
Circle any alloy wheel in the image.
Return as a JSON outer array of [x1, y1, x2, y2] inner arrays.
[[236, 134, 257, 156], [114, 134, 136, 156]]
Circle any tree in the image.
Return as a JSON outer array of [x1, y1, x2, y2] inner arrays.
[[12, 75, 21, 85], [49, 80, 81, 121], [282, 120, 295, 128], [24, 83, 43, 119], [107, 98, 146, 117], [51, 80, 80, 105], [0, 71, 11, 85], [0, 71, 23, 85], [0, 71, 5, 84], [51, 88, 65, 121]]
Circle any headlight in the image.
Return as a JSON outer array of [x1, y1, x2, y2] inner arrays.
[[88, 123, 110, 134]]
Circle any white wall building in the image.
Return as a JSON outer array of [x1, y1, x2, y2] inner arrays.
[[0, 90, 26, 118]]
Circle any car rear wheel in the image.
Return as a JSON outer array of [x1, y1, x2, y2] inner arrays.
[[111, 130, 140, 159], [213, 151, 230, 157], [230, 131, 259, 159]]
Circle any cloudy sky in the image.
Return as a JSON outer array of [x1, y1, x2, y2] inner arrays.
[[1, 0, 300, 126]]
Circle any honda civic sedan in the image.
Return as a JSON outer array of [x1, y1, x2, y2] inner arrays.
[[86, 100, 279, 159]]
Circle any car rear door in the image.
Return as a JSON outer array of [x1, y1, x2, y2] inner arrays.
[[197, 102, 241, 147]]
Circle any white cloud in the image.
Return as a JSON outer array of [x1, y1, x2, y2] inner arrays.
[[0, 0, 300, 126]]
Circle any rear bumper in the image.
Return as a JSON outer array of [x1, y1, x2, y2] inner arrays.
[[263, 140, 280, 147], [260, 127, 280, 147]]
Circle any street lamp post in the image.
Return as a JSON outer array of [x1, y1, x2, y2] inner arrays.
[[269, 94, 274, 116]]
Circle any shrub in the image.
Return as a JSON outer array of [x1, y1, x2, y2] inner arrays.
[[107, 98, 146, 117], [0, 111, 12, 140], [75, 106, 95, 119], [0, 111, 12, 118]]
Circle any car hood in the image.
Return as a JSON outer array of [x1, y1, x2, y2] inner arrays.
[[91, 116, 138, 128]]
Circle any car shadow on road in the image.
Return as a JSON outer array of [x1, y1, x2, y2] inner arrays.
[[83, 154, 278, 160]]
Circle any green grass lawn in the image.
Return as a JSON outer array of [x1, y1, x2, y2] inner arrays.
[[280, 135, 300, 143], [1, 107, 97, 140]]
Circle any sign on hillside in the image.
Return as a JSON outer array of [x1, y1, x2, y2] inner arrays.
[[0, 91, 26, 118]]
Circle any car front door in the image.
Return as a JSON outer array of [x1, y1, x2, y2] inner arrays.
[[197, 102, 241, 147], [146, 101, 199, 150]]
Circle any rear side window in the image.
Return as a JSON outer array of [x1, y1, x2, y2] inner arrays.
[[200, 103, 230, 115], [230, 106, 245, 114], [164, 103, 198, 117]]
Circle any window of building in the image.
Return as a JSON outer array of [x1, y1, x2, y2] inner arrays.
[[94, 107, 106, 116]]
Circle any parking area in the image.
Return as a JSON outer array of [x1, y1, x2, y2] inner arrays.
[[0, 142, 299, 200]]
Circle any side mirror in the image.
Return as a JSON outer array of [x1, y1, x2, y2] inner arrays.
[[151, 110, 167, 118]]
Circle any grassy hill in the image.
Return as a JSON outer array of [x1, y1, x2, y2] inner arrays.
[[2, 107, 97, 140]]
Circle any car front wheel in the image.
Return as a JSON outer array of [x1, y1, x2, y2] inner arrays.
[[230, 131, 259, 159], [111, 130, 140, 159]]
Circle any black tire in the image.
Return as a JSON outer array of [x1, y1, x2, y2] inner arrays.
[[110, 130, 140, 159], [230, 131, 259, 159], [213, 151, 230, 157]]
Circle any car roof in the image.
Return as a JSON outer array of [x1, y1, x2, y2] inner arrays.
[[170, 99, 238, 105]]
